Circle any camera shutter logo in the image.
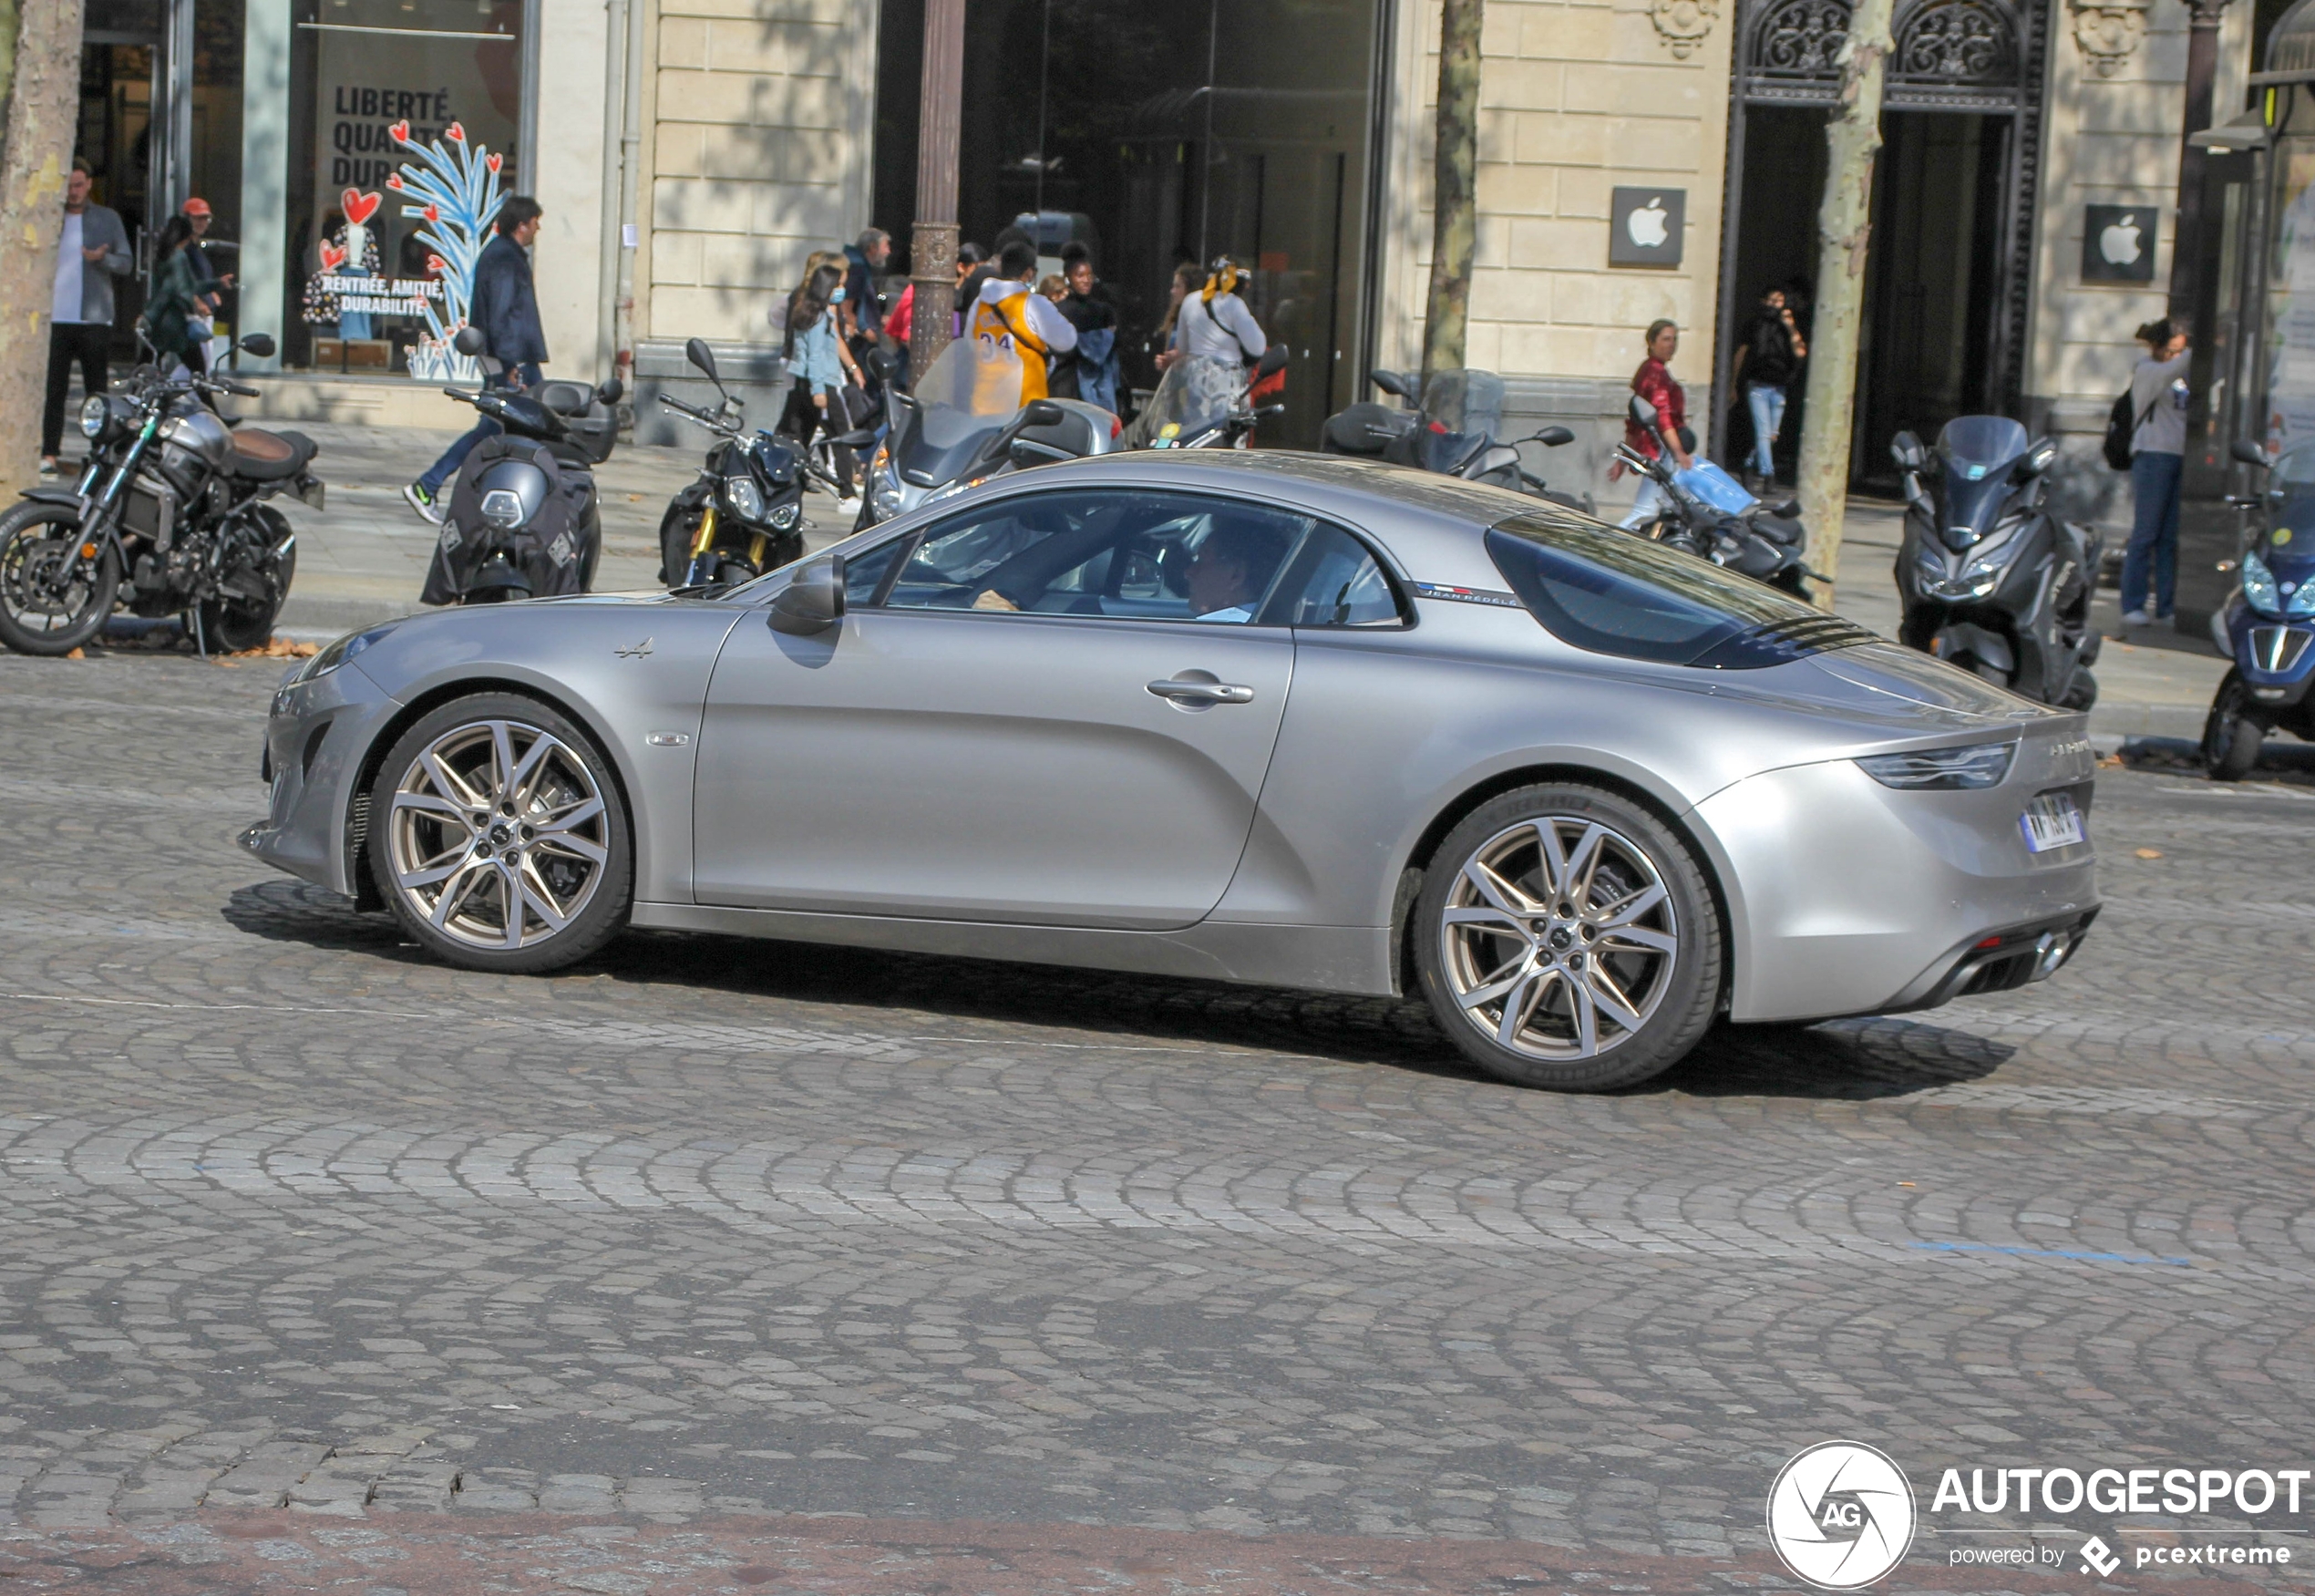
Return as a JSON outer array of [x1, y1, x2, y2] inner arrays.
[[1766, 1442, 1917, 1589]]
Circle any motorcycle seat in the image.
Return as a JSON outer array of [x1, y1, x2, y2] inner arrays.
[[227, 427, 319, 481], [1754, 512, 1805, 546], [535, 381, 594, 417]]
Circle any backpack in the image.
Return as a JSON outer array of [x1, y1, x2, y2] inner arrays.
[[2104, 389, 2155, 471]]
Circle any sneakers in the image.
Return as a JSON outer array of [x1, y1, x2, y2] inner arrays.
[[37, 457, 58, 478], [2120, 609, 2151, 626], [403, 482, 446, 525]]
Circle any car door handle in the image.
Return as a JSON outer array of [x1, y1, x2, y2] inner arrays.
[[1146, 677, 1255, 705]]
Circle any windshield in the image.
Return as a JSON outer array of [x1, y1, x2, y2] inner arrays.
[[1136, 357, 1242, 446], [1672, 459, 1758, 518], [1415, 369, 1505, 473], [1933, 416, 2030, 547], [893, 340, 1016, 483]]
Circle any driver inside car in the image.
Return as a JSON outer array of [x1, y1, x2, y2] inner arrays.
[[1185, 518, 1291, 623]]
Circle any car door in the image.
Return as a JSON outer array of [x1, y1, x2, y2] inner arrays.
[[692, 485, 1316, 930]]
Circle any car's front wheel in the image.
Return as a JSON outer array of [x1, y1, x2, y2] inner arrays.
[[1415, 785, 1721, 1091], [370, 693, 632, 973]]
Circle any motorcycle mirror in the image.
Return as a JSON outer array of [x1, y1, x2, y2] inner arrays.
[[452, 324, 489, 356], [1020, 399, 1065, 428], [238, 334, 276, 358], [1533, 426, 1576, 448], [2232, 438, 2271, 469], [596, 377, 624, 405], [685, 337, 721, 385], [1628, 393, 1662, 432], [1255, 345, 1290, 379], [1369, 369, 1414, 400], [1009, 438, 1073, 469], [1889, 430, 1927, 471], [867, 348, 899, 385], [1773, 499, 1802, 519], [2011, 438, 2059, 482], [768, 554, 846, 636]]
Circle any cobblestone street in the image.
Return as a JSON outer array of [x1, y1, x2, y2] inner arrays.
[[2, 651, 2313, 1591]]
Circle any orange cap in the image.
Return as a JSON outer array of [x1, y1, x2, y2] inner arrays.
[[181, 196, 211, 217]]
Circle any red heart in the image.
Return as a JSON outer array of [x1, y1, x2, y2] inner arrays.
[[389, 119, 410, 143], [445, 121, 465, 142], [386, 173, 404, 190], [423, 204, 439, 222], [426, 254, 447, 274], [318, 242, 347, 271], [486, 152, 501, 172], [342, 188, 381, 226]]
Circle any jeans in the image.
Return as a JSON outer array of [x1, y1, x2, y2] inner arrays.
[[418, 363, 541, 495], [43, 322, 110, 458], [1745, 382, 1786, 479], [2124, 448, 2182, 618], [1619, 474, 1672, 530]]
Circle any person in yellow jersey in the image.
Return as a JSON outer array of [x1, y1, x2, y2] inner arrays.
[[968, 239, 1079, 411]]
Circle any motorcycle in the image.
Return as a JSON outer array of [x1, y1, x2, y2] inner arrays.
[[2200, 438, 2315, 779], [1125, 346, 1289, 449], [0, 335, 321, 657], [1321, 367, 1582, 509], [420, 325, 622, 605], [1889, 417, 2100, 708], [858, 338, 1124, 530], [1616, 393, 1815, 596], [655, 337, 839, 588]]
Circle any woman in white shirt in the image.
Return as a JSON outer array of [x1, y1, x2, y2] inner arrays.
[[1168, 258, 1267, 366]]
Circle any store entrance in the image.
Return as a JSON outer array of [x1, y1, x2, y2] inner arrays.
[[872, 0, 1384, 446]]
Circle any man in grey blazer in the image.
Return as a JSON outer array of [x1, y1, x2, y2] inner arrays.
[[43, 160, 134, 475]]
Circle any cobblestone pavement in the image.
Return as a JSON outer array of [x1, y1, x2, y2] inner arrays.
[[2, 653, 2312, 1591]]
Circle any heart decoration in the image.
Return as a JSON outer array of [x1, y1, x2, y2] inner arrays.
[[342, 188, 381, 226], [388, 119, 410, 144], [386, 173, 404, 190], [423, 203, 439, 222], [486, 152, 501, 173], [318, 242, 348, 271], [445, 121, 466, 142], [427, 254, 447, 274]]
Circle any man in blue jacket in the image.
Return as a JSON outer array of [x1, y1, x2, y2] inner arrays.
[[404, 197, 548, 524]]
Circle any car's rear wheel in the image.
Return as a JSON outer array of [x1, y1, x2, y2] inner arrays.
[[370, 693, 631, 973], [1415, 785, 1721, 1091]]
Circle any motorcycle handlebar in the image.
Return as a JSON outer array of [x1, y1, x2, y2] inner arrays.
[[659, 395, 736, 431]]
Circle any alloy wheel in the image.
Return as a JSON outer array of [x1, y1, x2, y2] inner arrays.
[[1438, 815, 1680, 1060], [385, 719, 610, 951]]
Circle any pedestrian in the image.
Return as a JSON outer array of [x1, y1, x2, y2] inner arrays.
[[143, 214, 222, 381], [1616, 319, 1693, 530], [1035, 273, 1068, 304], [2121, 315, 2190, 627], [780, 260, 868, 508], [965, 238, 1077, 408], [178, 197, 237, 376], [1168, 256, 1267, 366], [1149, 260, 1201, 376], [1732, 284, 1805, 489], [841, 228, 890, 347], [402, 196, 550, 525], [42, 159, 133, 476], [1050, 244, 1120, 412], [952, 242, 992, 337]]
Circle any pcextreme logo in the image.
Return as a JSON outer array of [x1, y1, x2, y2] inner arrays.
[[1766, 1442, 1919, 1590]]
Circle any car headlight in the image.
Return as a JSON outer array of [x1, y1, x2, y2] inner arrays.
[[1856, 740, 2018, 790], [871, 460, 906, 519], [724, 475, 766, 521], [768, 499, 800, 530], [301, 622, 402, 683], [78, 396, 108, 438], [479, 489, 526, 528]]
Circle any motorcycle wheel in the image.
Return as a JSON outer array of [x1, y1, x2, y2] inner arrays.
[[2202, 673, 2263, 782], [0, 500, 120, 656], [658, 501, 701, 587], [198, 592, 283, 654], [2058, 671, 2098, 712]]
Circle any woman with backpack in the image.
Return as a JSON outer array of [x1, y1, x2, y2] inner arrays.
[[2118, 317, 2190, 628]]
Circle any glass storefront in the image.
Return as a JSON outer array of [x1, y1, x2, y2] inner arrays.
[[280, 0, 525, 372], [873, 0, 1384, 446]]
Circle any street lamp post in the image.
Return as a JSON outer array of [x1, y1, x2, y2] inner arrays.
[[908, 0, 965, 381], [2170, 0, 2230, 317]]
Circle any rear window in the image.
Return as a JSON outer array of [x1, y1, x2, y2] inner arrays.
[[1485, 512, 1868, 668]]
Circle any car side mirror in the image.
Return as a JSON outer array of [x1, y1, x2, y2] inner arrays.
[[238, 333, 276, 358], [2232, 438, 2270, 469], [452, 324, 488, 356], [768, 554, 846, 636], [1890, 429, 1927, 471], [1370, 369, 1414, 400], [1020, 399, 1065, 428], [596, 377, 623, 405], [1532, 426, 1575, 448], [2010, 437, 2059, 483], [685, 337, 720, 384], [1255, 345, 1289, 378]]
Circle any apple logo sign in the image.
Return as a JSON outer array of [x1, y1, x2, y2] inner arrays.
[[1628, 197, 1670, 250], [2100, 215, 2142, 265], [2083, 204, 2156, 282]]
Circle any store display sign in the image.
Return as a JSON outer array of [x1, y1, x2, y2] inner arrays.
[[1610, 188, 1684, 268], [2083, 204, 2157, 283]]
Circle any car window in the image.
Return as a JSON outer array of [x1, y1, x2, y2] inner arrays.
[[1271, 524, 1405, 627], [877, 489, 1312, 624], [841, 537, 906, 605]]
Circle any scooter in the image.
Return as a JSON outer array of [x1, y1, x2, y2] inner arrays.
[[655, 337, 847, 588], [1889, 417, 2100, 708], [1321, 367, 1582, 510], [2200, 438, 2315, 779], [1618, 393, 1816, 596], [420, 325, 622, 605], [1126, 346, 1288, 449]]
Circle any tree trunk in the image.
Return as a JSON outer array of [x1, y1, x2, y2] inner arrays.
[[1421, 0, 1483, 386], [0, 0, 84, 489], [908, 0, 965, 384], [1793, 0, 1894, 611]]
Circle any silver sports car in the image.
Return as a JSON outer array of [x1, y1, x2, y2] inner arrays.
[[242, 453, 2098, 1091]]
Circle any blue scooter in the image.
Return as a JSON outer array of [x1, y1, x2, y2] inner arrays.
[[2204, 438, 2315, 780]]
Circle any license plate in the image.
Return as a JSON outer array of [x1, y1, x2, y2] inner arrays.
[[2020, 792, 2086, 853]]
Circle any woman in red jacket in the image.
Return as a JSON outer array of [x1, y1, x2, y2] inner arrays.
[[1617, 319, 1694, 530]]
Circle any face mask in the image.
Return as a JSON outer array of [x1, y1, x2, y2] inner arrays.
[[831, 287, 846, 303]]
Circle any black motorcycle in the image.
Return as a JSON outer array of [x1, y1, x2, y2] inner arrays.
[[1322, 367, 1581, 509], [0, 335, 321, 656], [1890, 417, 2100, 708], [655, 338, 840, 588], [421, 325, 622, 605], [1617, 393, 1816, 597]]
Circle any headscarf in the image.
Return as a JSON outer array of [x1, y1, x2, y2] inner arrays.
[[1201, 257, 1250, 304]]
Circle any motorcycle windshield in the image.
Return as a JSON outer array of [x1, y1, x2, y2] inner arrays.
[[893, 340, 1015, 484], [1934, 416, 2029, 546], [1416, 369, 1505, 473], [1139, 357, 1241, 445], [1672, 459, 1758, 517], [2253, 451, 2315, 592]]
